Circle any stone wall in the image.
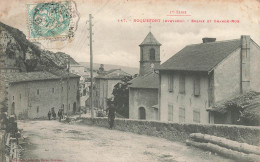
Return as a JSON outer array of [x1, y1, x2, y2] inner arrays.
[[214, 48, 241, 103], [74, 117, 260, 146]]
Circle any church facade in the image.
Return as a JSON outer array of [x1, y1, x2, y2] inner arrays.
[[129, 32, 160, 120]]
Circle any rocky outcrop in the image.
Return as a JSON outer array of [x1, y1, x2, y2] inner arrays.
[[0, 21, 78, 72]]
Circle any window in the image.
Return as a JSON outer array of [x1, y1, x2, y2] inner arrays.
[[168, 104, 173, 121], [69, 86, 70, 90], [179, 75, 185, 94], [20, 94, 21, 100], [13, 96, 14, 100], [37, 89, 39, 95], [150, 48, 155, 60], [194, 76, 200, 96], [83, 89, 86, 96], [52, 88, 55, 93], [37, 106, 39, 113], [179, 107, 185, 122], [193, 110, 200, 123], [168, 74, 173, 92], [62, 87, 63, 92], [69, 104, 70, 110]]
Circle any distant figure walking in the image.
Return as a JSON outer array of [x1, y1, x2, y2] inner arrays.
[[58, 109, 62, 122], [52, 111, 56, 120], [107, 104, 116, 129], [48, 111, 51, 120], [61, 109, 64, 119]]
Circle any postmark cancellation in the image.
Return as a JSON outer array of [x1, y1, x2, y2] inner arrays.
[[27, 1, 79, 40]]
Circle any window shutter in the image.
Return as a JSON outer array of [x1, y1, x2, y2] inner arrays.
[[179, 107, 185, 122], [193, 110, 200, 123], [194, 76, 200, 96], [168, 74, 173, 92], [179, 75, 185, 94], [168, 104, 173, 121]]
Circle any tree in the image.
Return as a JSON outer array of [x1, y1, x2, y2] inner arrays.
[[0, 96, 8, 113], [108, 75, 133, 118], [0, 88, 8, 121]]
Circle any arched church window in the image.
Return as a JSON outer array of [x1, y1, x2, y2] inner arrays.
[[150, 48, 155, 60]]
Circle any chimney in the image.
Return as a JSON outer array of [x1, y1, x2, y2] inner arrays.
[[240, 35, 251, 93], [202, 38, 216, 43]]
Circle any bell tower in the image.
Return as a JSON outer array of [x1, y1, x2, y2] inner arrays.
[[139, 32, 161, 76]]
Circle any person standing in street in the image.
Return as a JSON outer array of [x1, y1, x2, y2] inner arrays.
[[107, 103, 116, 129], [52, 111, 56, 120], [48, 110, 51, 120], [58, 109, 62, 122]]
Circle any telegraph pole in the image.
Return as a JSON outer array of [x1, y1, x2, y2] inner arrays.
[[89, 14, 94, 118], [67, 58, 70, 117]]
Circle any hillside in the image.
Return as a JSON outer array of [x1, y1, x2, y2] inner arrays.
[[0, 21, 78, 72], [79, 62, 138, 75]]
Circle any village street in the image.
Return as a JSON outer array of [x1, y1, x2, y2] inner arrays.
[[18, 120, 231, 162]]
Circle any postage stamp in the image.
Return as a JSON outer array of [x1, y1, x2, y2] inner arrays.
[[27, 1, 79, 40]]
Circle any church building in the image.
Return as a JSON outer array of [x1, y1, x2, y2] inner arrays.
[[128, 32, 161, 120]]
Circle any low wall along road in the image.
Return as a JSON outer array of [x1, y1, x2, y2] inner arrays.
[[69, 117, 260, 146]]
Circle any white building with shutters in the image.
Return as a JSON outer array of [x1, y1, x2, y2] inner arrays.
[[158, 36, 260, 124]]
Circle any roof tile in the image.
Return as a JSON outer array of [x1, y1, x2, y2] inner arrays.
[[129, 72, 159, 89], [140, 32, 161, 46], [158, 39, 241, 71]]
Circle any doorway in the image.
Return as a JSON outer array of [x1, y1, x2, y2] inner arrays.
[[139, 107, 146, 120], [73, 102, 76, 114]]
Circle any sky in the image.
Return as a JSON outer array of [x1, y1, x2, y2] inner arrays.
[[0, 0, 259, 68]]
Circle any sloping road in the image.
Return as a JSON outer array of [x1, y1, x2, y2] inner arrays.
[[18, 120, 231, 162]]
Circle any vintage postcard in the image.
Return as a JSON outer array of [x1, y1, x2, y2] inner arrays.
[[0, 0, 260, 161]]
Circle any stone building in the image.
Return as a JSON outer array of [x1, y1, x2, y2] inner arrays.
[[139, 32, 161, 76], [94, 69, 131, 110], [158, 36, 260, 124], [3, 71, 80, 119], [129, 32, 161, 120], [129, 72, 159, 120]]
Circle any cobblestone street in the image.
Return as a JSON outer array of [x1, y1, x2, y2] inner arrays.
[[18, 120, 231, 162]]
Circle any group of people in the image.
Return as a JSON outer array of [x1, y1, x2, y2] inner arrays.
[[48, 109, 64, 121], [46, 105, 116, 128]]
